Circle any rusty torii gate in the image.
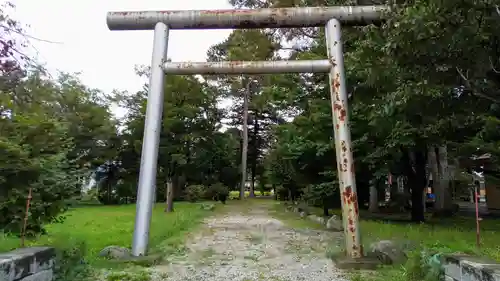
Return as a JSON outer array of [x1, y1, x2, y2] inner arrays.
[[106, 5, 388, 258]]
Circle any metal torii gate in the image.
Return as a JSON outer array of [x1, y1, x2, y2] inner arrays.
[[106, 5, 387, 258]]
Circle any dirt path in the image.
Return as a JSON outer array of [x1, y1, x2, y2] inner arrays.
[[151, 202, 347, 281]]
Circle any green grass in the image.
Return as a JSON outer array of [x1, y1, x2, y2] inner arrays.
[[271, 201, 500, 281], [356, 214, 500, 281], [360, 215, 500, 260], [275, 202, 500, 260], [0, 202, 216, 265]]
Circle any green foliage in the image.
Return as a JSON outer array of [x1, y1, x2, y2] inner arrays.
[[206, 183, 230, 204], [185, 185, 205, 202], [221, 0, 500, 222], [106, 271, 151, 281], [0, 203, 212, 267], [0, 70, 117, 234], [80, 189, 100, 204], [302, 181, 339, 211], [117, 74, 240, 201], [2, 3, 500, 281], [275, 186, 289, 201], [207, 29, 285, 195], [53, 240, 92, 281], [0, 6, 118, 232], [403, 251, 442, 281]]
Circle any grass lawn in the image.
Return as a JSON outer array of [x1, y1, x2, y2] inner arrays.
[[271, 201, 500, 280], [359, 215, 500, 261], [357, 215, 500, 281], [0, 202, 215, 265], [291, 204, 500, 260]]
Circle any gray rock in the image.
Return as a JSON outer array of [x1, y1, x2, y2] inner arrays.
[[367, 240, 407, 265], [20, 269, 53, 281], [200, 203, 215, 211], [307, 215, 326, 225], [326, 215, 343, 231], [297, 202, 310, 214], [299, 211, 307, 218], [98, 245, 131, 260]]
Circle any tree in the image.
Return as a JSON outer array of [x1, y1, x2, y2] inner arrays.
[[223, 0, 500, 223], [118, 69, 239, 208], [0, 70, 118, 233], [207, 29, 287, 198], [0, 4, 120, 233]]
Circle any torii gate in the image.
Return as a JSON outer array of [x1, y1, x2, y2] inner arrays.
[[106, 5, 388, 258]]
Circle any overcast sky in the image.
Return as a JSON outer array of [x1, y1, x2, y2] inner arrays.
[[12, 0, 234, 118]]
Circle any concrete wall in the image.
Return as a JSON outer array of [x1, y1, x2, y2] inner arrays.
[[0, 247, 55, 281], [444, 254, 500, 281]]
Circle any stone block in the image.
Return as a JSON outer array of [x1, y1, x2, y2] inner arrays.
[[0, 247, 55, 281], [20, 270, 53, 281], [444, 254, 500, 281], [333, 256, 381, 270]]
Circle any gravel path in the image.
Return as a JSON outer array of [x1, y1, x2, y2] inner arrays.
[[150, 204, 347, 281]]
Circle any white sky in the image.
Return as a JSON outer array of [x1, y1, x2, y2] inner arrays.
[[12, 0, 234, 118]]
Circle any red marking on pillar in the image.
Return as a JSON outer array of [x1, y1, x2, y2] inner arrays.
[[339, 107, 346, 121], [343, 185, 352, 199]]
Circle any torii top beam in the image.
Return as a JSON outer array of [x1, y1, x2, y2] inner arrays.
[[106, 5, 388, 31]]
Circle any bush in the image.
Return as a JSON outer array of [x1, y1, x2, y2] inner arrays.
[[53, 240, 92, 281], [0, 130, 84, 235], [216, 185, 229, 204], [185, 185, 205, 202], [79, 188, 101, 205], [276, 186, 289, 201], [206, 183, 229, 204]]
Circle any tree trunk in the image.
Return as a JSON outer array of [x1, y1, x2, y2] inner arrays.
[[369, 185, 379, 212], [428, 146, 440, 209], [165, 180, 174, 213], [423, 188, 427, 213], [323, 204, 329, 217], [249, 111, 258, 198], [450, 158, 459, 200], [430, 145, 452, 213], [240, 79, 249, 200], [107, 181, 111, 204], [390, 176, 399, 201], [411, 149, 427, 222], [402, 147, 427, 222], [437, 145, 451, 209]]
